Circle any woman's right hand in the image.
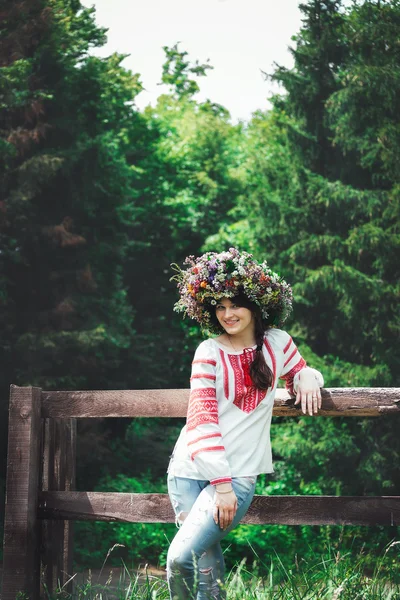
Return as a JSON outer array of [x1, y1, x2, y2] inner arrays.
[[213, 486, 238, 530]]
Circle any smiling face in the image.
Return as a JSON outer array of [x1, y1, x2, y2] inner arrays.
[[215, 297, 255, 337]]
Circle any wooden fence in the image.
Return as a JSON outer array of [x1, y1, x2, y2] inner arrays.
[[2, 384, 400, 599]]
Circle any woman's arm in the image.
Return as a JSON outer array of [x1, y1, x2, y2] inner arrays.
[[188, 341, 238, 528], [279, 332, 324, 415], [186, 340, 232, 485]]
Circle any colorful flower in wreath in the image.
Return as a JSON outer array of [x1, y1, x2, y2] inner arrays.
[[170, 247, 293, 335]]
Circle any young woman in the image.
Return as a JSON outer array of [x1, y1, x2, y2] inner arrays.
[[167, 248, 324, 600]]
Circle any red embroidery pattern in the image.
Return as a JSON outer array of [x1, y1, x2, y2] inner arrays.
[[191, 446, 225, 460], [242, 387, 261, 413], [187, 412, 219, 430], [241, 348, 254, 388], [229, 354, 245, 408], [241, 349, 259, 413], [187, 387, 218, 431], [192, 359, 217, 366], [189, 388, 217, 400], [283, 336, 293, 354], [219, 349, 230, 400], [281, 357, 307, 394], [190, 373, 216, 381], [263, 338, 277, 389], [228, 351, 267, 413], [187, 432, 222, 446], [284, 346, 298, 367]]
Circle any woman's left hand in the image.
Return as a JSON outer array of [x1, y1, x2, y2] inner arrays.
[[294, 369, 322, 416]]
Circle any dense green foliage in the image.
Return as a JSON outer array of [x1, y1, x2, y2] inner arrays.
[[0, 0, 399, 574]]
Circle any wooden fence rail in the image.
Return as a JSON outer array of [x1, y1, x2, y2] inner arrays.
[[2, 384, 400, 600]]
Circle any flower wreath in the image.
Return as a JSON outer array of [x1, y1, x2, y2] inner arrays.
[[171, 247, 293, 335]]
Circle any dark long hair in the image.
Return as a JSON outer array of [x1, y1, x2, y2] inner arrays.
[[207, 291, 273, 390]]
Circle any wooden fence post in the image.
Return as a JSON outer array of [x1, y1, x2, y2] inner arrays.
[[41, 418, 76, 596], [2, 385, 42, 600], [63, 419, 76, 590]]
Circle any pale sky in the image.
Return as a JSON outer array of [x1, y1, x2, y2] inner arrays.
[[83, 0, 303, 123]]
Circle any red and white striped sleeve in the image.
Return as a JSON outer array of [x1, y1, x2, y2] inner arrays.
[[279, 331, 323, 395], [186, 340, 232, 486]]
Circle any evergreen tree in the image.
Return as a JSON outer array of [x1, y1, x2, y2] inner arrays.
[[270, 0, 348, 179], [0, 0, 144, 452], [327, 0, 400, 187]]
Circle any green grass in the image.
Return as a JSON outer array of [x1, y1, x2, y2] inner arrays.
[[47, 541, 400, 600]]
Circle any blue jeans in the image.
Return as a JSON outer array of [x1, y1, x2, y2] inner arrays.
[[166, 473, 257, 600]]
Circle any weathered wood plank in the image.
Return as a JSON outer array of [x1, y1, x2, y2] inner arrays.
[[53, 419, 67, 590], [40, 388, 400, 418], [41, 419, 77, 595], [63, 419, 76, 592], [2, 385, 42, 600], [38, 492, 400, 526], [41, 418, 55, 596]]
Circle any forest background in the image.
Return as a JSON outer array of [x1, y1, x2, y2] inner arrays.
[[0, 0, 399, 573]]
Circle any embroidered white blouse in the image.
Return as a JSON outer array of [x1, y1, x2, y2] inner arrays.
[[168, 328, 324, 486]]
